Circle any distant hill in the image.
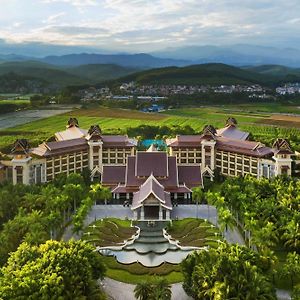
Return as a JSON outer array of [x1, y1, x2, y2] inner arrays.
[[152, 44, 300, 67], [109, 63, 275, 86], [41, 53, 189, 68], [244, 65, 300, 76], [64, 64, 138, 82], [244, 65, 300, 81], [0, 61, 138, 87]]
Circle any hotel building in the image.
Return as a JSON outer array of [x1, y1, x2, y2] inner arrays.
[[166, 118, 293, 180], [0, 117, 293, 213]]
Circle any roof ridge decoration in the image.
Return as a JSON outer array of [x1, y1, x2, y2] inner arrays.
[[226, 117, 238, 127], [202, 125, 217, 140], [86, 125, 102, 141], [67, 117, 79, 128], [11, 139, 30, 155], [273, 138, 291, 151], [252, 142, 265, 151]]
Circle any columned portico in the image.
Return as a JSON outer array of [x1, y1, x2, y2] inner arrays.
[[131, 174, 172, 221]]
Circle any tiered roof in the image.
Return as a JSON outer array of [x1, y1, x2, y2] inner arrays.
[[131, 174, 172, 210], [103, 151, 202, 194]]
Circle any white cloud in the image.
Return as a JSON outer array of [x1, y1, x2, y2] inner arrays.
[[43, 12, 65, 24], [42, 0, 98, 7], [0, 0, 300, 50]]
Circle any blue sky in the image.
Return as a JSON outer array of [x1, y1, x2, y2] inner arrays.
[[0, 0, 299, 51]]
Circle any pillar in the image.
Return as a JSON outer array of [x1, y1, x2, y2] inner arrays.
[[140, 206, 144, 220], [159, 205, 163, 220]]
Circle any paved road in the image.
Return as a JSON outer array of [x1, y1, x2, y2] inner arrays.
[[85, 205, 133, 226], [0, 108, 73, 129], [101, 278, 192, 300]]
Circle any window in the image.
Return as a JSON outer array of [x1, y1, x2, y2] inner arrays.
[[16, 167, 23, 184]]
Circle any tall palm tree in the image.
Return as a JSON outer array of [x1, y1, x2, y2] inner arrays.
[[151, 277, 172, 300], [134, 281, 152, 300], [192, 187, 204, 218]]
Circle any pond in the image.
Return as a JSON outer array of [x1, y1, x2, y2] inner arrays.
[[140, 139, 166, 149]]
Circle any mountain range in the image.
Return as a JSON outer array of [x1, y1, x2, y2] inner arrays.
[[107, 63, 292, 87], [0, 60, 300, 90], [1, 43, 300, 68]]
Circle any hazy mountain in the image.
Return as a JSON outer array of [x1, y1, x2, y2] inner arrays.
[[244, 65, 300, 77], [0, 39, 114, 57], [152, 45, 300, 67], [0, 61, 138, 87], [41, 53, 189, 68], [108, 63, 276, 87]]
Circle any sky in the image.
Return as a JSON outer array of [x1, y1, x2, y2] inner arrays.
[[0, 0, 300, 52]]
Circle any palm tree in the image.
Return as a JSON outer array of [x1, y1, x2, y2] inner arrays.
[[151, 277, 172, 300], [282, 219, 300, 251], [134, 281, 152, 300], [217, 207, 235, 237], [192, 187, 204, 218]]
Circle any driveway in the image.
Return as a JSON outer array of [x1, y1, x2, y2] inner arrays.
[[101, 278, 192, 300]]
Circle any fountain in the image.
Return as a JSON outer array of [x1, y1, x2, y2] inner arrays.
[[98, 221, 205, 267]]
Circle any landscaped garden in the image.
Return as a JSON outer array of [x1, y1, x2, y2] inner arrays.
[[82, 217, 223, 284], [82, 218, 137, 247], [166, 218, 222, 248]]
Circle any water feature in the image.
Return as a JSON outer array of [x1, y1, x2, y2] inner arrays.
[[99, 221, 203, 267]]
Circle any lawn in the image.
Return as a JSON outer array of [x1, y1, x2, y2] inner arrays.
[[82, 218, 136, 247], [0, 99, 30, 105], [167, 218, 222, 248]]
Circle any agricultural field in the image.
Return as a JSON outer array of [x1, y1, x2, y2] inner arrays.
[[1, 105, 300, 153]]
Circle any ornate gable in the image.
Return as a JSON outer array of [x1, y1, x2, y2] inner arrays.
[[67, 117, 79, 128], [226, 117, 238, 127], [86, 125, 102, 141], [11, 139, 30, 156]]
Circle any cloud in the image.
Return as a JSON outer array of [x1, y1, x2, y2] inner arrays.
[[42, 0, 98, 7], [43, 12, 65, 24], [0, 0, 300, 51]]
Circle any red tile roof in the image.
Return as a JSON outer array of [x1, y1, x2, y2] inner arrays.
[[102, 166, 126, 185], [178, 165, 202, 188], [135, 152, 168, 177]]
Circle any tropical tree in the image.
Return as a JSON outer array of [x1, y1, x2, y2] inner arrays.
[[0, 240, 106, 299], [151, 277, 172, 300], [181, 243, 276, 300], [281, 252, 300, 287], [134, 277, 172, 300], [282, 218, 300, 251], [134, 281, 153, 300], [192, 186, 205, 218]]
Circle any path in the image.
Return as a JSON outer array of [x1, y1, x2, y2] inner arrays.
[[101, 278, 192, 300]]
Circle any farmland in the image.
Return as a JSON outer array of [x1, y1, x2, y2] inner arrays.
[[1, 104, 300, 152]]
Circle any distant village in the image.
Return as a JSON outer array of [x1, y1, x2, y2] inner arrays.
[[76, 81, 300, 111]]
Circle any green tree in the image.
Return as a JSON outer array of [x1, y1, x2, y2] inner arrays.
[[134, 281, 153, 300], [0, 240, 106, 300], [181, 243, 276, 300]]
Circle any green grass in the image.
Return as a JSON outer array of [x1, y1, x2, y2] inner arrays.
[[0, 99, 30, 105], [82, 218, 136, 247], [2, 105, 300, 152], [105, 268, 183, 284], [167, 218, 222, 248]]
